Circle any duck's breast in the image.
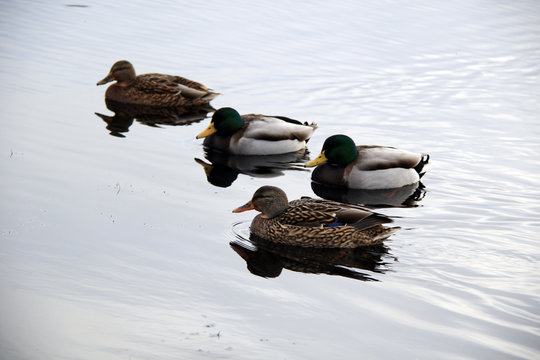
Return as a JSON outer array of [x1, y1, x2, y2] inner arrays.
[[231, 137, 306, 155], [311, 164, 348, 187]]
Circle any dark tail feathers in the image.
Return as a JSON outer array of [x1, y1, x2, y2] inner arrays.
[[415, 154, 430, 177]]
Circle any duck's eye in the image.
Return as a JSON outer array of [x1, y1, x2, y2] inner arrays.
[[253, 194, 271, 201], [115, 66, 131, 72]]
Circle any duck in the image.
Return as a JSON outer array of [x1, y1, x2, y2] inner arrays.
[[196, 107, 317, 155], [306, 134, 429, 190], [232, 186, 399, 248], [96, 60, 219, 107]]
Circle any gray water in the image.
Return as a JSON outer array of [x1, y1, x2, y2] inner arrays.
[[1, 1, 539, 359]]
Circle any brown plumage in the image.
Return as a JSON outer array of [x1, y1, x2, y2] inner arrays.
[[233, 186, 399, 248], [97, 60, 219, 107]]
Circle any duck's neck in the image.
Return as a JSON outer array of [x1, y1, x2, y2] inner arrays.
[[256, 198, 288, 219], [337, 147, 358, 166]]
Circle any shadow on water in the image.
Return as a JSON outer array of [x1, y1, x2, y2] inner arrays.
[[195, 149, 311, 188], [230, 230, 394, 281], [94, 99, 213, 137], [311, 181, 426, 208]]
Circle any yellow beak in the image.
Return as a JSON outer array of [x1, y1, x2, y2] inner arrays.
[[232, 200, 255, 213], [305, 151, 328, 167], [196, 122, 217, 139]]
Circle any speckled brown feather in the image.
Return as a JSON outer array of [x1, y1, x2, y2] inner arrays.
[[248, 196, 398, 248], [142, 74, 210, 92], [251, 216, 397, 248], [105, 76, 218, 107], [98, 61, 219, 107]]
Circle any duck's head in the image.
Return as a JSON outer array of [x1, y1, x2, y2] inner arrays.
[[233, 186, 289, 218], [196, 107, 244, 139], [97, 60, 136, 86], [305, 134, 358, 167]]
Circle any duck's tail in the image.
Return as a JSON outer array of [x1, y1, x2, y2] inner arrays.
[[414, 153, 430, 177], [372, 226, 401, 243], [351, 225, 400, 247], [201, 91, 220, 101]]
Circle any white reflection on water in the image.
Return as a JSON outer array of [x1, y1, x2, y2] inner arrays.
[[1, 0, 540, 359]]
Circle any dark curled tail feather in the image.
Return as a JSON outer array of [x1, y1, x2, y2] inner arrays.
[[415, 154, 430, 177]]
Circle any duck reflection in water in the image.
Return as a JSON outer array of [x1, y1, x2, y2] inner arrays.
[[311, 181, 426, 208], [195, 148, 310, 188], [230, 235, 392, 281], [95, 99, 213, 138]]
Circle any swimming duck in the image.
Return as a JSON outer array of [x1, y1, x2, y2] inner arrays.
[[306, 135, 429, 190], [233, 186, 399, 248], [97, 60, 219, 107], [196, 107, 317, 155]]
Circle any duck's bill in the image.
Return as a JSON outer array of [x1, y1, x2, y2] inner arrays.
[[305, 151, 328, 167], [232, 201, 255, 213], [196, 122, 217, 139], [96, 74, 114, 86]]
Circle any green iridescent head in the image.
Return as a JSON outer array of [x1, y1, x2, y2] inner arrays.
[[306, 134, 358, 167], [196, 107, 244, 138]]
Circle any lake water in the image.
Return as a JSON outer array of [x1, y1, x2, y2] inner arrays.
[[1, 1, 539, 359]]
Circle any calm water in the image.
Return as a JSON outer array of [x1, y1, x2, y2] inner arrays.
[[1, 1, 540, 359]]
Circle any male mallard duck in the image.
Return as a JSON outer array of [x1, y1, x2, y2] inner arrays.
[[196, 107, 317, 155], [97, 60, 219, 107], [233, 186, 399, 248], [306, 135, 429, 189]]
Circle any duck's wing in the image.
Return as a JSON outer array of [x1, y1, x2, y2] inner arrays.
[[355, 145, 425, 171], [136, 74, 217, 100], [279, 202, 339, 226], [266, 222, 395, 248], [161, 74, 210, 91], [241, 115, 317, 142], [164, 74, 220, 100], [284, 198, 393, 230]]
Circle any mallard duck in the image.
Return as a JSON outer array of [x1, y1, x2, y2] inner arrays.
[[96, 60, 219, 107], [196, 107, 317, 155], [306, 134, 429, 190], [232, 186, 399, 248]]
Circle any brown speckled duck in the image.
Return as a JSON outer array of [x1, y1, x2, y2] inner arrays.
[[97, 60, 219, 107], [233, 186, 399, 248]]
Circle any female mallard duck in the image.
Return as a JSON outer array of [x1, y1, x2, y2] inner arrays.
[[306, 135, 429, 190], [233, 186, 399, 248], [97, 60, 219, 107], [196, 107, 317, 155]]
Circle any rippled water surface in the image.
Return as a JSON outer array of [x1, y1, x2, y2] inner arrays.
[[1, 1, 540, 359]]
